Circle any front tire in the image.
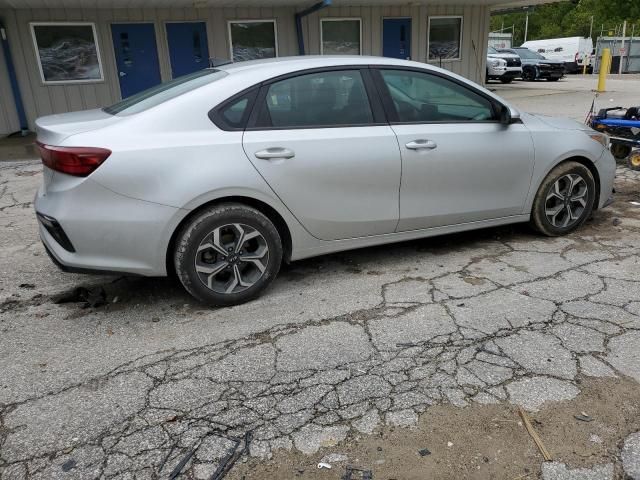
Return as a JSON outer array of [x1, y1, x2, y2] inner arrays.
[[500, 77, 514, 84], [530, 162, 596, 236], [522, 67, 536, 81], [174, 203, 283, 306]]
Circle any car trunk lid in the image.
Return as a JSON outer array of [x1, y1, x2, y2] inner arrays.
[[35, 108, 121, 146]]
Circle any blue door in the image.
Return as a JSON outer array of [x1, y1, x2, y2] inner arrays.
[[383, 18, 411, 60], [166, 22, 209, 78], [111, 23, 161, 98]]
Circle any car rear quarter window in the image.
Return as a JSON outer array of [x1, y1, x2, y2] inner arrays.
[[209, 89, 258, 130], [259, 70, 374, 128], [379, 69, 497, 123]]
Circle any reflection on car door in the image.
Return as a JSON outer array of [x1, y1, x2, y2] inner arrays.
[[242, 68, 401, 241], [374, 68, 534, 232]]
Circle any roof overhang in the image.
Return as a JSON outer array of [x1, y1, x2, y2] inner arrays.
[[0, 0, 567, 10]]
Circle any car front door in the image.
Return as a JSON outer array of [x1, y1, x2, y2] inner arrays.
[[242, 68, 401, 241], [373, 68, 534, 232]]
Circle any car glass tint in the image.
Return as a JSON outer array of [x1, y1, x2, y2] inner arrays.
[[515, 49, 545, 60], [221, 97, 249, 128], [104, 69, 227, 116], [263, 70, 373, 128], [380, 69, 495, 122]]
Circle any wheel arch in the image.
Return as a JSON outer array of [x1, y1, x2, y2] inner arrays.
[[561, 156, 601, 209], [537, 156, 601, 211], [165, 196, 293, 277]]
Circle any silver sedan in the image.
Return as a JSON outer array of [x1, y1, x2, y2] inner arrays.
[[34, 56, 616, 306]]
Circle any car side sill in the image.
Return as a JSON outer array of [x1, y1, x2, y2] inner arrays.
[[290, 214, 530, 261]]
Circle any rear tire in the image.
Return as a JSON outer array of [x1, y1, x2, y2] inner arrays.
[[530, 162, 596, 237], [174, 203, 283, 306]]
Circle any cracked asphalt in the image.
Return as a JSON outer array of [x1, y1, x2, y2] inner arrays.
[[1, 77, 640, 479]]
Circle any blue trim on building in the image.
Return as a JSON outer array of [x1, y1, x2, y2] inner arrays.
[[0, 21, 29, 135]]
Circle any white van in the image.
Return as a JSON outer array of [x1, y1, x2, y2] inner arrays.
[[521, 36, 594, 73]]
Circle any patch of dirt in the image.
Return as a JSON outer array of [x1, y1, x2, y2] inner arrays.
[[230, 375, 640, 479]]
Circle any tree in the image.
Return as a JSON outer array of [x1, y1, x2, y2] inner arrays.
[[491, 0, 640, 45]]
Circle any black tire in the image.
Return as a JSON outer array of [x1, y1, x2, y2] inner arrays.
[[530, 161, 596, 237], [174, 203, 283, 306], [611, 143, 632, 160], [500, 77, 513, 84], [547, 77, 560, 82], [522, 67, 536, 81]]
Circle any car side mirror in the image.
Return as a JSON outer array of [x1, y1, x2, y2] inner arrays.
[[500, 105, 511, 125], [500, 105, 519, 125]]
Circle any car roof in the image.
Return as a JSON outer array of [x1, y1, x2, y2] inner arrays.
[[217, 55, 434, 74]]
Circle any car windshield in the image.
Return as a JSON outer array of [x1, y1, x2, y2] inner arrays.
[[488, 46, 498, 54], [515, 48, 546, 60], [103, 69, 228, 116]]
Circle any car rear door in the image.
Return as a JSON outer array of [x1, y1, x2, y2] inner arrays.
[[241, 68, 401, 241], [372, 67, 534, 231]]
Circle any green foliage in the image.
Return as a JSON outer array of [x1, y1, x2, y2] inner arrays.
[[491, 0, 640, 46]]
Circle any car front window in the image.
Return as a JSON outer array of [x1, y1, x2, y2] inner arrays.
[[104, 69, 227, 116], [380, 69, 496, 123]]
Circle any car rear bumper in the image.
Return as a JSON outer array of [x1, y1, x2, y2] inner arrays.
[[35, 176, 181, 277]]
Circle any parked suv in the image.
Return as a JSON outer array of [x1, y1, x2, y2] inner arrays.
[[486, 46, 522, 83], [499, 47, 565, 81]]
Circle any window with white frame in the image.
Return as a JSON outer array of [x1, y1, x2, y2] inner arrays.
[[30, 22, 104, 83], [321, 18, 361, 55], [427, 16, 462, 61], [228, 20, 277, 62]]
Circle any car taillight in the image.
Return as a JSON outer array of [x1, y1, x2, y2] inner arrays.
[[36, 142, 111, 177]]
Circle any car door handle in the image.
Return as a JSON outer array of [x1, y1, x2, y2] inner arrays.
[[405, 139, 437, 150], [254, 148, 295, 160]]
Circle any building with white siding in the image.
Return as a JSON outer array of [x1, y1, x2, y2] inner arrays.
[[0, 0, 556, 136]]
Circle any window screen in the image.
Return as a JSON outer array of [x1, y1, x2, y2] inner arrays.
[[428, 17, 462, 61], [321, 20, 361, 55], [229, 21, 277, 62]]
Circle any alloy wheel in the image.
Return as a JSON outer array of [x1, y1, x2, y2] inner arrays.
[[194, 223, 269, 294], [544, 174, 589, 228]]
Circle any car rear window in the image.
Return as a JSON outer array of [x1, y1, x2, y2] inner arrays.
[[103, 69, 228, 116]]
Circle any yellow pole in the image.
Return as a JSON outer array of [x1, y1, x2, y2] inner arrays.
[[597, 48, 611, 92]]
